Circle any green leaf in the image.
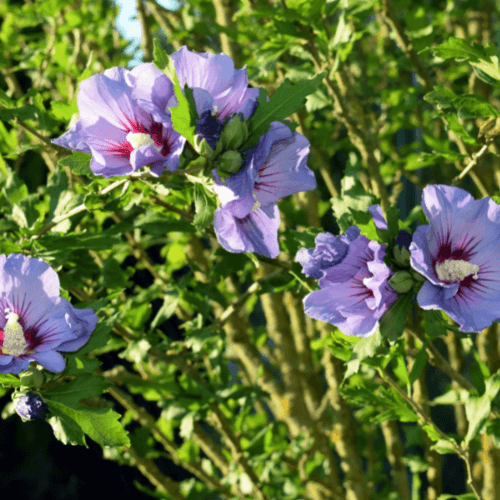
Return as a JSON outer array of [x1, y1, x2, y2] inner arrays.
[[12, 194, 40, 229], [242, 72, 326, 150], [153, 39, 196, 145], [464, 372, 500, 444], [179, 411, 195, 439], [379, 293, 413, 342], [432, 38, 500, 85], [350, 209, 379, 241], [192, 183, 217, 230], [453, 95, 500, 120], [151, 290, 179, 329], [391, 341, 410, 386], [0, 373, 21, 387], [424, 86, 457, 110], [134, 211, 195, 235], [343, 330, 382, 380], [58, 151, 93, 175], [42, 375, 130, 447], [430, 440, 458, 455], [443, 113, 478, 145], [3, 169, 28, 204], [408, 341, 427, 384], [432, 37, 485, 62], [0, 88, 14, 107]]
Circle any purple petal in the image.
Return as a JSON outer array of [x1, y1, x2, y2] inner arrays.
[[213, 167, 255, 218], [30, 350, 66, 373], [214, 204, 280, 258], [253, 124, 316, 205], [0, 254, 60, 329], [368, 204, 388, 230], [131, 62, 175, 123]]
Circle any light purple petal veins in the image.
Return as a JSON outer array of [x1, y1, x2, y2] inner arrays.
[[410, 184, 500, 332], [0, 254, 98, 374], [52, 66, 185, 178]]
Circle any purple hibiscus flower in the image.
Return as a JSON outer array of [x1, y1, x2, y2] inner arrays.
[[297, 206, 388, 280], [133, 46, 259, 123], [52, 67, 185, 178], [299, 208, 397, 337], [211, 121, 317, 258], [296, 227, 361, 279], [410, 184, 500, 332], [0, 254, 98, 374], [132, 46, 260, 148]]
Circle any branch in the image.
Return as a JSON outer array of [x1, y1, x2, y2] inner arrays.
[[305, 37, 390, 215], [136, 0, 153, 60], [452, 143, 489, 185]]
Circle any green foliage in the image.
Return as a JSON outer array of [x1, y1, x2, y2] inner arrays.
[[242, 72, 326, 150], [42, 375, 130, 447], [153, 39, 197, 145], [2, 0, 500, 498]]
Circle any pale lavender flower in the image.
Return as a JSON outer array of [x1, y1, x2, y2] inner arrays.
[[212, 122, 316, 258], [133, 46, 259, 124], [0, 254, 98, 374], [301, 216, 397, 337], [296, 228, 361, 279], [52, 67, 185, 177], [410, 184, 500, 332]]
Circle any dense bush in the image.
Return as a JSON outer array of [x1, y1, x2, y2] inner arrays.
[[1, 1, 500, 499]]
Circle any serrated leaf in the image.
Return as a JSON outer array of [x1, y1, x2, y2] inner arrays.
[[242, 73, 326, 150], [153, 39, 196, 145], [343, 330, 382, 380], [42, 375, 129, 447], [464, 372, 500, 443], [58, 151, 93, 175], [424, 86, 457, 110], [453, 95, 500, 119], [443, 113, 478, 145], [432, 37, 484, 62], [193, 183, 217, 230]]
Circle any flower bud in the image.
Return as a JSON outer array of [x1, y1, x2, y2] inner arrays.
[[220, 113, 248, 150], [389, 270, 414, 293], [15, 392, 49, 421], [410, 269, 427, 282], [218, 150, 243, 175], [193, 135, 220, 160], [19, 367, 44, 389], [195, 110, 222, 150], [393, 230, 412, 267]]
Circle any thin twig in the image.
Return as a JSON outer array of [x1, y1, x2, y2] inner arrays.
[[452, 144, 489, 185]]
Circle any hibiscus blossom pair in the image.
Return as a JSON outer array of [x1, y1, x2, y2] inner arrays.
[[52, 46, 316, 259], [298, 185, 500, 337]]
